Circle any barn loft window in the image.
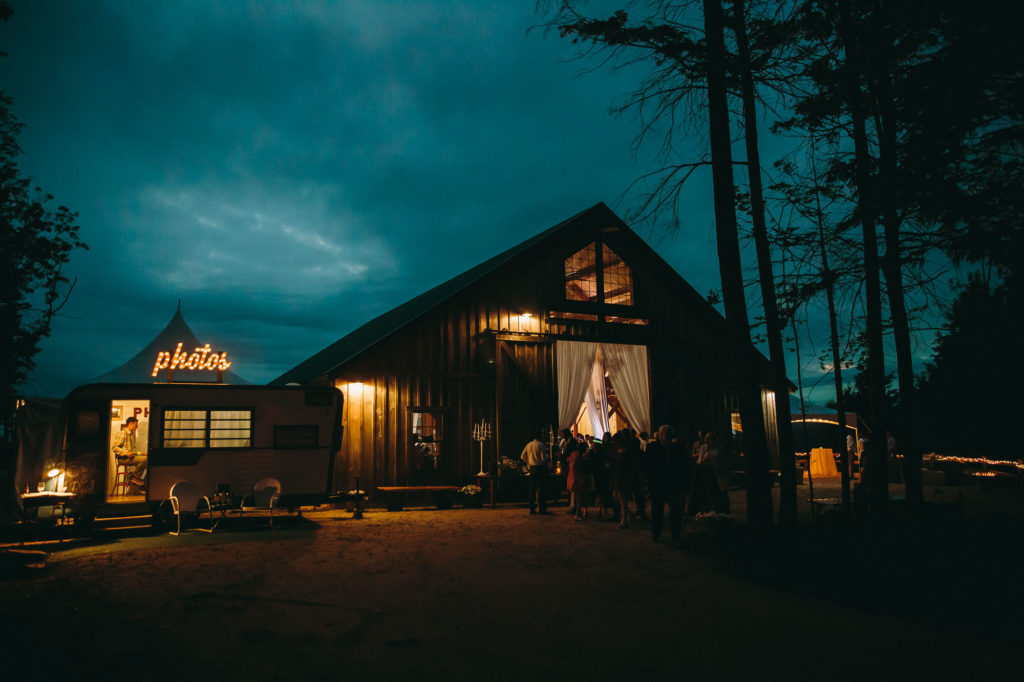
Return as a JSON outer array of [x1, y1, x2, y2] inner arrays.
[[564, 242, 634, 306], [549, 311, 599, 323], [565, 243, 598, 302], [605, 315, 649, 326], [602, 244, 634, 305]]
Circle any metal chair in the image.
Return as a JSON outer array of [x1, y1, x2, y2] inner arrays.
[[239, 477, 282, 528], [166, 480, 214, 535]]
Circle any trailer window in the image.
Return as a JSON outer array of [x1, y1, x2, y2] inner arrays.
[[163, 409, 252, 448], [210, 410, 252, 447], [305, 389, 333, 406], [274, 425, 318, 449]]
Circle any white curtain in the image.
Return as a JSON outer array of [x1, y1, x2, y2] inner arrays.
[[211, 410, 252, 447], [584, 352, 610, 436], [557, 341, 651, 436], [163, 409, 206, 448], [556, 341, 598, 429], [602, 343, 652, 436]]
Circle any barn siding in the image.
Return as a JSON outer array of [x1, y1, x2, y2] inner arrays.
[[316, 209, 782, 496]]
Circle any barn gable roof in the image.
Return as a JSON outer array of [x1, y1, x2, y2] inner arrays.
[[273, 202, 775, 386], [273, 204, 603, 385]]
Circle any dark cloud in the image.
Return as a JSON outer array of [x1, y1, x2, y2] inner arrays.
[[3, 1, 747, 398]]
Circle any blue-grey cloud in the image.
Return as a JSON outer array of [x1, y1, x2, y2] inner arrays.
[[2, 0, 832, 402]]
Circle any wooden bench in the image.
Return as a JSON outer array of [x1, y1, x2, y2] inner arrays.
[[376, 486, 460, 511]]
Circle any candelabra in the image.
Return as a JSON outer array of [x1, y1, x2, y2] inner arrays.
[[473, 419, 492, 475]]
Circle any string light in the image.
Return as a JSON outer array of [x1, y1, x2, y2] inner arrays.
[[931, 454, 1024, 473], [152, 342, 232, 377]]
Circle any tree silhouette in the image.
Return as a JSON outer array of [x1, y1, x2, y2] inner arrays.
[[1, 4, 88, 442]]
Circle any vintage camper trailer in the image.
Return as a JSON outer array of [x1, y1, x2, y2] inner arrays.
[[60, 383, 342, 517]]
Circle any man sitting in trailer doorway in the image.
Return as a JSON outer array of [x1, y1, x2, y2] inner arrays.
[[112, 416, 148, 491]]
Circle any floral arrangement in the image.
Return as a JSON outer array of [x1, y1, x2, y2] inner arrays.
[[346, 489, 367, 499], [693, 511, 736, 521], [459, 484, 482, 496]]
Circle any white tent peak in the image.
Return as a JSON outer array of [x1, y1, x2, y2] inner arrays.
[[88, 306, 249, 386]]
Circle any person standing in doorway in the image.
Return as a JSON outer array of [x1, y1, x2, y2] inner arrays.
[[611, 430, 636, 529], [591, 431, 613, 519], [568, 436, 589, 520], [112, 416, 148, 490], [559, 428, 582, 514], [521, 429, 550, 514]]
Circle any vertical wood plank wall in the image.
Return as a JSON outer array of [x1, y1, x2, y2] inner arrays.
[[323, 221, 782, 496]]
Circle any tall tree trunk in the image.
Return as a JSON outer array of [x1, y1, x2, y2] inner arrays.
[[704, 0, 774, 532], [870, 0, 922, 505], [811, 145, 852, 520], [792, 315, 814, 502], [838, 0, 888, 515], [732, 0, 798, 529]]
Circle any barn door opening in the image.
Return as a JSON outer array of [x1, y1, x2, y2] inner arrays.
[[556, 341, 652, 439]]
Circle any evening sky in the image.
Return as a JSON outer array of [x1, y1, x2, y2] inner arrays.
[[3, 0, 917, 405]]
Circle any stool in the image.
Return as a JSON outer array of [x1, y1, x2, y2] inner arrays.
[[113, 461, 134, 496]]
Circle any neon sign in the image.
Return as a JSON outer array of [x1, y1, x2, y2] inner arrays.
[[152, 343, 232, 377]]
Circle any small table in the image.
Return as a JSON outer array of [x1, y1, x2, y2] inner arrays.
[[19, 492, 75, 541], [208, 491, 238, 531]]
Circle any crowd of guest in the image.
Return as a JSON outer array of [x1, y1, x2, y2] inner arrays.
[[521, 425, 733, 543]]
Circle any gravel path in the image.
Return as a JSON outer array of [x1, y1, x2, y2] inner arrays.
[[3, 487, 1020, 681]]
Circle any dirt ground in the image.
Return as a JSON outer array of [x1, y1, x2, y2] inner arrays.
[[3, 481, 1022, 681]]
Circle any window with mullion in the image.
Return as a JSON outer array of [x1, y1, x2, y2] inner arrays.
[[210, 410, 252, 447], [163, 408, 253, 448], [564, 241, 634, 307]]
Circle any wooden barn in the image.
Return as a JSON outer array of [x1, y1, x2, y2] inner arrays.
[[274, 203, 782, 497]]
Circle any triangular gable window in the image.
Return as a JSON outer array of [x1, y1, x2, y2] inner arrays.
[[602, 244, 633, 306], [564, 242, 633, 306]]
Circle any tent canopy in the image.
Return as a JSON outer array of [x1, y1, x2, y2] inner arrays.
[[788, 394, 859, 428], [90, 305, 248, 385]]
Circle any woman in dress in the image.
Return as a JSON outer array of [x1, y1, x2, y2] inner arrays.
[[590, 432, 612, 518], [568, 441, 589, 520], [698, 431, 730, 513], [610, 430, 635, 528]]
